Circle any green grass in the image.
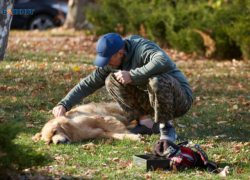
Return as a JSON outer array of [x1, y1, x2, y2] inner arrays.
[[0, 30, 250, 179]]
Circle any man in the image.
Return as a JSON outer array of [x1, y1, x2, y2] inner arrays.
[[53, 33, 193, 142]]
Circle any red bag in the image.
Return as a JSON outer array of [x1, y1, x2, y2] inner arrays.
[[153, 140, 219, 173]]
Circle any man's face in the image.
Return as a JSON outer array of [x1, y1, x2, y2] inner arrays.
[[107, 51, 123, 68]]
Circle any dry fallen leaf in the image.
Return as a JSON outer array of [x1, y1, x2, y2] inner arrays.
[[39, 64, 46, 68], [236, 167, 244, 174], [73, 66, 80, 72], [155, 168, 163, 171], [102, 175, 109, 179], [82, 142, 98, 149], [112, 157, 120, 162], [216, 121, 227, 124], [102, 163, 107, 167], [196, 170, 204, 175], [144, 173, 151, 179], [178, 124, 186, 128], [91, 150, 96, 156], [144, 147, 152, 154], [210, 134, 227, 140], [244, 142, 249, 146], [161, 174, 169, 178], [109, 150, 119, 155], [26, 124, 34, 128], [219, 166, 230, 177], [200, 143, 214, 148], [0, 152, 7, 157], [105, 138, 113, 145], [11, 96, 17, 103], [58, 51, 64, 56], [49, 98, 55, 102], [118, 160, 132, 169]]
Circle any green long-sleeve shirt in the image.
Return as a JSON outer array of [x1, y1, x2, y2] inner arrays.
[[58, 35, 193, 111]]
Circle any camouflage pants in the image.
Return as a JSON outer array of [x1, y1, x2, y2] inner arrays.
[[105, 73, 192, 123]]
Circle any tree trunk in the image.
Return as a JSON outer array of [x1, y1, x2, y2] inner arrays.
[[0, 0, 14, 61], [63, 0, 91, 29]]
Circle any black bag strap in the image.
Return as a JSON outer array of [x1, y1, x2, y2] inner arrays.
[[193, 144, 208, 162], [177, 141, 189, 147]]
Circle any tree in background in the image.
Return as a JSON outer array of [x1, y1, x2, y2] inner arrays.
[[0, 0, 13, 61], [63, 0, 93, 29]]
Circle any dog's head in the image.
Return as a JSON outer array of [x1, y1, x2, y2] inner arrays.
[[32, 117, 72, 145]]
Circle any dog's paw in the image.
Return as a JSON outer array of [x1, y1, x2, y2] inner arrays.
[[138, 134, 146, 141], [32, 133, 42, 141], [132, 134, 143, 141]]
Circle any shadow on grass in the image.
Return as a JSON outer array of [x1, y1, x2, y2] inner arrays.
[[5, 51, 94, 65], [0, 122, 52, 179]]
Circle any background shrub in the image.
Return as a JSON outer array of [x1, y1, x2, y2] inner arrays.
[[86, 0, 250, 60], [0, 122, 51, 178]]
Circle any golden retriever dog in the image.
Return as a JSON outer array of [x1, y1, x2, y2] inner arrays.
[[32, 102, 141, 145]]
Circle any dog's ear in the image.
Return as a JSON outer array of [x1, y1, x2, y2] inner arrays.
[[60, 121, 76, 140], [32, 133, 42, 141]]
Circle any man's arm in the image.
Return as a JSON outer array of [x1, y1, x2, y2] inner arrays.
[[53, 66, 118, 117], [127, 46, 193, 102], [129, 50, 175, 85]]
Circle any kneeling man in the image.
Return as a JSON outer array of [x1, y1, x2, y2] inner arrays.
[[53, 33, 193, 142]]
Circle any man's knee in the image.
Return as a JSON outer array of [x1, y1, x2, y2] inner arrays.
[[149, 75, 160, 87], [148, 75, 164, 92], [148, 74, 173, 93]]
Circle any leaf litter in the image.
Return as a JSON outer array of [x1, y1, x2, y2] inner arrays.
[[1, 29, 250, 179]]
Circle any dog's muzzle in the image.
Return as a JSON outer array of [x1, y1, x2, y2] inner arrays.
[[55, 138, 70, 144]]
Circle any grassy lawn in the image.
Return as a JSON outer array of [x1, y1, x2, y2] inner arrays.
[[0, 30, 250, 179]]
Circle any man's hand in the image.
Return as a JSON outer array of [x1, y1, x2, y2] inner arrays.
[[114, 71, 132, 84], [52, 105, 66, 117]]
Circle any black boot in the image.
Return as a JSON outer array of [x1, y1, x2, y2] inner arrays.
[[160, 122, 177, 142]]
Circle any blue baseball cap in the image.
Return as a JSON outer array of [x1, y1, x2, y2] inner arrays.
[[94, 33, 124, 67]]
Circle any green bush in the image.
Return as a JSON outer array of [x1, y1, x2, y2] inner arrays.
[[86, 0, 250, 60], [222, 0, 250, 60], [0, 122, 51, 178]]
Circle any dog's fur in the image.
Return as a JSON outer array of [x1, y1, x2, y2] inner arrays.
[[32, 102, 141, 145]]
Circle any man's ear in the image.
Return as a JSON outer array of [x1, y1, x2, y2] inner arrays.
[[118, 49, 124, 57]]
